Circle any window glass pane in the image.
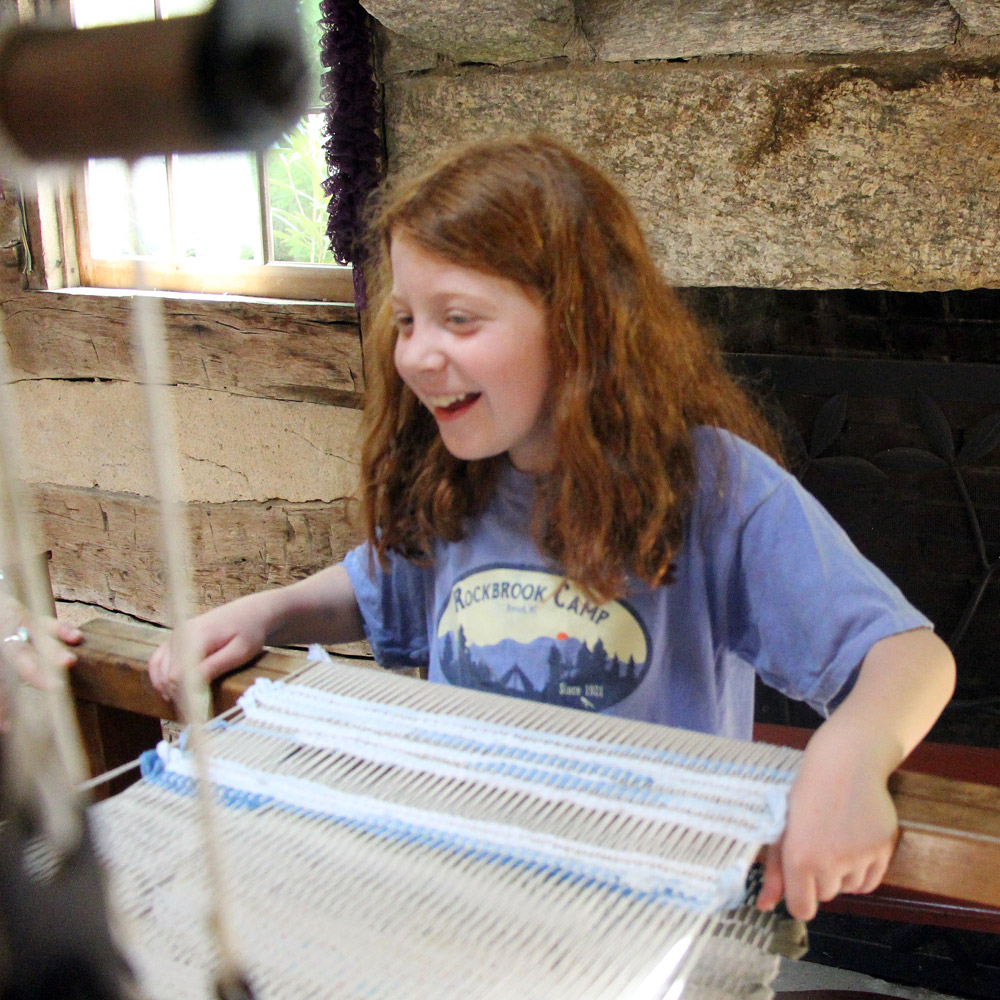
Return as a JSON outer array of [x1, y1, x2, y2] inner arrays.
[[72, 0, 154, 27], [267, 113, 335, 265], [299, 0, 326, 107], [171, 153, 263, 262], [159, 0, 213, 15], [86, 157, 170, 258]]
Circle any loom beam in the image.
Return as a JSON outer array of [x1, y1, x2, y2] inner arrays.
[[0, 0, 307, 163], [69, 617, 1000, 920]]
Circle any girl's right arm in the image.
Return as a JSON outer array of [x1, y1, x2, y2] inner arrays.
[[147, 563, 366, 703]]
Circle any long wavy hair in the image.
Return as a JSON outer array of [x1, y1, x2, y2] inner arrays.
[[360, 133, 780, 601]]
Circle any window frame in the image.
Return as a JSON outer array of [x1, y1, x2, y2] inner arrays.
[[63, 0, 354, 305], [73, 170, 355, 303]]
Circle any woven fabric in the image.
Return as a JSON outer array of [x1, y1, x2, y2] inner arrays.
[[92, 656, 802, 1000]]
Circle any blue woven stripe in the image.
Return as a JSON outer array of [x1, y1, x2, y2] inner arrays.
[[206, 720, 782, 823], [139, 752, 732, 911]]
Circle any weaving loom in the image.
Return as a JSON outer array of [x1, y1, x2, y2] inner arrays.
[[92, 649, 804, 1000], [65, 620, 1000, 1000]]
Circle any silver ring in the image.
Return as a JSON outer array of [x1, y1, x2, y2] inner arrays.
[[3, 626, 29, 644]]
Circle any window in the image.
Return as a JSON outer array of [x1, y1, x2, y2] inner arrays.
[[69, 0, 353, 302]]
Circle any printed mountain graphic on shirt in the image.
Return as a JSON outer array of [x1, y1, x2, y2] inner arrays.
[[435, 566, 650, 711]]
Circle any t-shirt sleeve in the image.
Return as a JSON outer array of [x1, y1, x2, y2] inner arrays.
[[707, 436, 933, 716], [342, 542, 432, 668]]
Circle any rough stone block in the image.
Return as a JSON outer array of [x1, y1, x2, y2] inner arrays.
[[951, 0, 1000, 37], [384, 57, 1000, 290], [362, 0, 579, 64], [578, 0, 957, 60], [374, 23, 439, 77]]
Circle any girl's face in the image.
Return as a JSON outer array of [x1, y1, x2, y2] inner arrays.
[[390, 234, 555, 474]]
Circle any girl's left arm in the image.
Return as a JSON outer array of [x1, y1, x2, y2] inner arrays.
[[756, 627, 956, 921]]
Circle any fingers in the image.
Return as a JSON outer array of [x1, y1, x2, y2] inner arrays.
[[1, 617, 79, 687], [148, 642, 178, 702], [780, 864, 820, 922], [858, 855, 890, 894], [843, 853, 891, 897], [1, 636, 46, 688], [41, 618, 82, 665], [52, 620, 84, 647], [149, 633, 244, 703], [764, 846, 893, 920], [755, 841, 785, 912]]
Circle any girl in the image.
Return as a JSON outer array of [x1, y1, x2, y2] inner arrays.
[[149, 133, 955, 923]]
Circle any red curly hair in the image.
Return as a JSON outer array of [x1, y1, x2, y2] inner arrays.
[[360, 133, 779, 601]]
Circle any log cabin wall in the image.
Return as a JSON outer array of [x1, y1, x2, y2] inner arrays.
[[0, 193, 366, 628], [0, 279, 366, 623]]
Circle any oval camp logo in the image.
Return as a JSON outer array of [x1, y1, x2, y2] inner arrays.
[[435, 566, 650, 711]]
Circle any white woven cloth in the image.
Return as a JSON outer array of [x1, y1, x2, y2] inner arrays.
[[91, 654, 803, 1000]]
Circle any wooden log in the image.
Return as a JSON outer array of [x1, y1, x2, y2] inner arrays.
[[756, 722, 1000, 924], [70, 619, 1000, 911], [3, 289, 364, 408], [34, 484, 361, 623]]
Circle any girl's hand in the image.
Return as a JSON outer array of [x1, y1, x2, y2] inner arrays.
[[148, 564, 367, 704], [756, 629, 955, 921], [756, 726, 899, 920], [148, 597, 269, 704]]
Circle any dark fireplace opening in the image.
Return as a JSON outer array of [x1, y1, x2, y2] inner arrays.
[[682, 288, 1000, 747], [680, 285, 1000, 751], [680, 287, 1000, 999]]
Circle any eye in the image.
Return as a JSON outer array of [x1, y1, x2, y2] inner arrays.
[[446, 311, 474, 329], [393, 313, 414, 335]]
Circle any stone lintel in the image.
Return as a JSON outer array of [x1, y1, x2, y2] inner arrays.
[[579, 0, 958, 61], [384, 56, 1000, 291]]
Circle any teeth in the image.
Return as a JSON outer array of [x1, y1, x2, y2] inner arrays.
[[427, 393, 473, 408]]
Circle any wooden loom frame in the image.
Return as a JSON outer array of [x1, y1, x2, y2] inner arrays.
[[68, 616, 1000, 929]]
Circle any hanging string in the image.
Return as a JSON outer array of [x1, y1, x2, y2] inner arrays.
[[126, 167, 252, 1000], [0, 318, 88, 854]]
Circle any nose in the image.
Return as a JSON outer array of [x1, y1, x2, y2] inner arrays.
[[395, 316, 447, 375]]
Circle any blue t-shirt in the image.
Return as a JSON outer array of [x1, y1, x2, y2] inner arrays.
[[344, 428, 930, 740]]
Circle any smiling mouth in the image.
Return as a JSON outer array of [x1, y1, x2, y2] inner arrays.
[[426, 392, 481, 414]]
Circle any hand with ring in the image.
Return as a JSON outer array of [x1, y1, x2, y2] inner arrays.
[[0, 595, 83, 690], [3, 625, 30, 645]]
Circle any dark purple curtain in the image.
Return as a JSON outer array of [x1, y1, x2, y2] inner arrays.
[[319, 0, 383, 306]]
